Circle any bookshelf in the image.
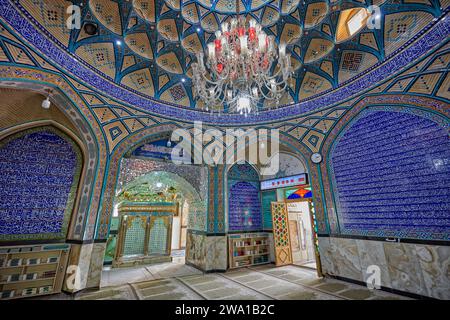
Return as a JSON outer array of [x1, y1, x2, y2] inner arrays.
[[228, 233, 271, 269], [0, 243, 70, 300]]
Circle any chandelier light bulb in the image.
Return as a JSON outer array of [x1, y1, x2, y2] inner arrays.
[[207, 43, 215, 59], [258, 33, 267, 52], [240, 35, 248, 54], [221, 22, 229, 32], [279, 43, 286, 57]]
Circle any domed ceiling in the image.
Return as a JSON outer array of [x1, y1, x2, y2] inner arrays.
[[13, 0, 447, 114]]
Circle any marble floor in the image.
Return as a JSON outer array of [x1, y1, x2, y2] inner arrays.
[[69, 262, 409, 300], [293, 261, 317, 269], [100, 257, 200, 287]]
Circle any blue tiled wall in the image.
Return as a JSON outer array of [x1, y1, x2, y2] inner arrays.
[[228, 164, 262, 232], [0, 129, 80, 240], [330, 110, 450, 240], [261, 190, 277, 230]]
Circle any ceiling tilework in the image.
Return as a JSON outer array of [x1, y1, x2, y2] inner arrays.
[[134, 0, 156, 23], [0, 46, 8, 62], [0, 0, 445, 140], [75, 42, 116, 78], [299, 71, 332, 99], [89, 0, 122, 35], [92, 107, 118, 123], [121, 67, 155, 95], [304, 1, 328, 28], [9, 0, 447, 113], [436, 73, 450, 99], [338, 50, 378, 84], [4, 42, 34, 66], [387, 77, 415, 92], [383, 10, 434, 56], [1, 23, 447, 157], [19, 0, 71, 46], [304, 38, 334, 63], [125, 33, 153, 59]]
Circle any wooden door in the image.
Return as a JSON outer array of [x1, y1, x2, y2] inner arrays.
[[271, 202, 293, 266]]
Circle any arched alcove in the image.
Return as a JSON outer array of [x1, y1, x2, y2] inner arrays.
[[329, 108, 450, 240], [119, 170, 206, 232], [227, 163, 262, 232], [262, 151, 307, 180], [0, 126, 83, 242]]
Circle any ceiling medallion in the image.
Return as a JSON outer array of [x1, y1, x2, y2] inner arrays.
[[192, 0, 293, 116]]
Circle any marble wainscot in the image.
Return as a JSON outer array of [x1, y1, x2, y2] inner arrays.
[[318, 236, 450, 299], [186, 231, 207, 271], [205, 236, 227, 271]]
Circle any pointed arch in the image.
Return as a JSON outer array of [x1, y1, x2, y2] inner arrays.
[[0, 125, 83, 242]]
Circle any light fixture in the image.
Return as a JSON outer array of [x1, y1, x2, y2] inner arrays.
[[167, 139, 172, 147], [84, 23, 98, 35], [41, 96, 51, 109], [192, 0, 293, 115], [116, 40, 122, 46]]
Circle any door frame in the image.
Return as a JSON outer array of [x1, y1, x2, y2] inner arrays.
[[284, 196, 323, 277], [179, 201, 187, 249]]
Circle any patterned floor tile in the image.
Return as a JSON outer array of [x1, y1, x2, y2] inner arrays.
[[38, 263, 411, 300], [179, 274, 270, 300], [131, 278, 203, 300], [76, 285, 136, 300]]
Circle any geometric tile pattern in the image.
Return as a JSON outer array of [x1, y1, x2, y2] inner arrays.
[[123, 217, 146, 256], [148, 217, 169, 255], [1, 0, 448, 122], [271, 203, 290, 248], [341, 52, 364, 72], [6, 0, 447, 112], [271, 202, 293, 266]]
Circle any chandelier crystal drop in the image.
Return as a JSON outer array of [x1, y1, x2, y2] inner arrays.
[[192, 12, 293, 116]]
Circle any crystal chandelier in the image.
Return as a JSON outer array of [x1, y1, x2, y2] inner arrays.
[[191, 2, 293, 116]]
